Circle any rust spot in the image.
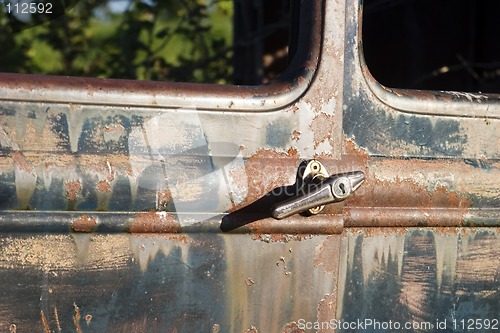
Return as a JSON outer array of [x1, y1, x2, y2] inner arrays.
[[276, 256, 287, 268], [85, 314, 92, 326], [314, 235, 340, 273], [212, 324, 220, 333], [65, 180, 81, 201], [71, 215, 97, 233], [282, 322, 305, 333], [97, 179, 111, 193], [157, 189, 172, 209], [317, 294, 336, 333], [245, 326, 259, 333], [297, 76, 306, 86], [291, 130, 301, 141], [244, 277, 255, 286], [130, 212, 181, 233], [9, 324, 16, 333], [310, 113, 336, 149], [287, 147, 298, 156]]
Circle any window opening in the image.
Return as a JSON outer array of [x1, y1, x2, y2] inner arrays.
[[362, 0, 500, 93]]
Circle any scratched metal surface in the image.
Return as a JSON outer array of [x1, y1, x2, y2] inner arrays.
[[0, 0, 498, 332]]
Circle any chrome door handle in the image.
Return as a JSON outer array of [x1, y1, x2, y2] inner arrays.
[[271, 160, 365, 219]]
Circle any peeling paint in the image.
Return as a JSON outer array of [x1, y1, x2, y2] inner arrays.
[[310, 113, 336, 149], [314, 235, 341, 273]]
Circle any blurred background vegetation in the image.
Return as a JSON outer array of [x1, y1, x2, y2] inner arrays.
[[0, 0, 291, 84]]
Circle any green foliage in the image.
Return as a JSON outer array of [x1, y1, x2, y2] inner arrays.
[[1, 0, 234, 83]]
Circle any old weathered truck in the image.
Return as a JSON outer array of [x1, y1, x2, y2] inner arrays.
[[0, 0, 498, 332]]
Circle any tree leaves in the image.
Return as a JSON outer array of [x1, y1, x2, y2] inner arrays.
[[1, 0, 234, 83]]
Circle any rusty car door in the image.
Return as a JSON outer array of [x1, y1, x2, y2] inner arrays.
[[0, 0, 499, 332]]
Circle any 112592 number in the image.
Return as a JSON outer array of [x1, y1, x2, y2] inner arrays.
[[453, 319, 499, 330], [5, 2, 53, 14]]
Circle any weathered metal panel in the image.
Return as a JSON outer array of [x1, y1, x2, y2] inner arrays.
[[0, 233, 341, 333], [0, 0, 498, 331], [338, 228, 500, 332]]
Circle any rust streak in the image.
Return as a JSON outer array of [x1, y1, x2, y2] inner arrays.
[[11, 151, 33, 173], [54, 306, 62, 332], [317, 294, 336, 333], [73, 303, 83, 333], [40, 310, 50, 333], [130, 212, 181, 233]]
